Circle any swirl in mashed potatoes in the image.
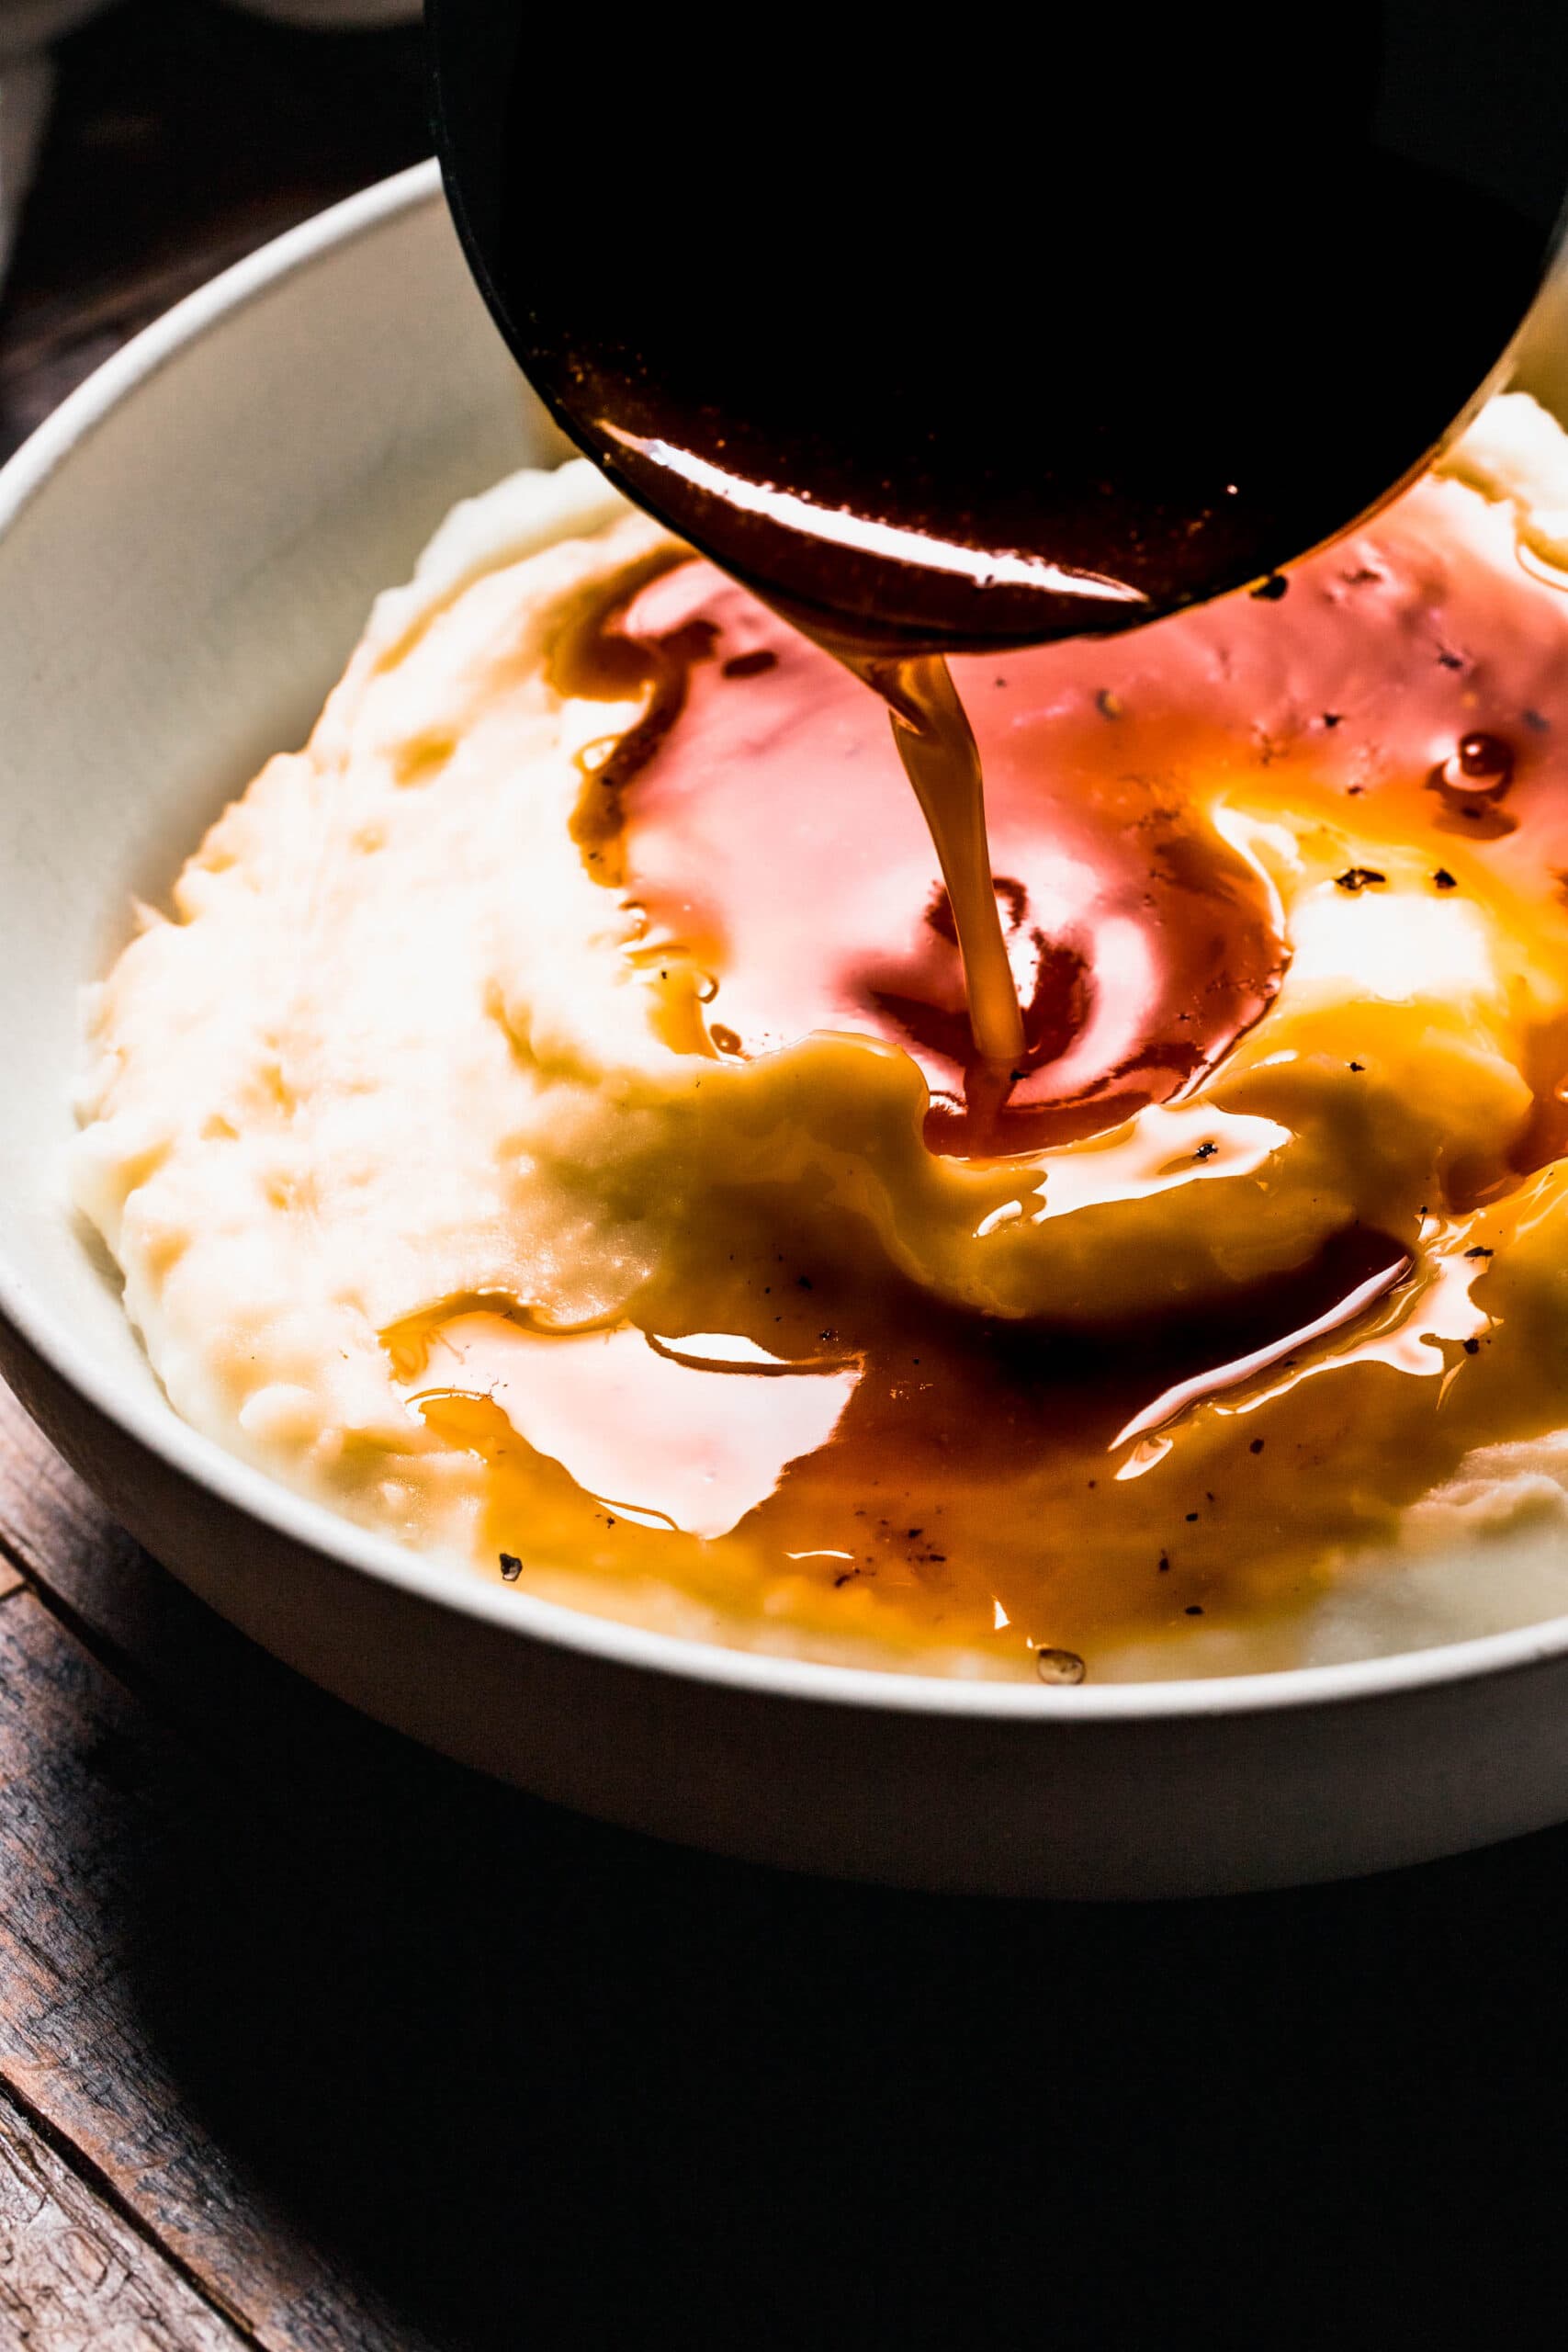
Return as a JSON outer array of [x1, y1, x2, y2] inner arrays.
[[73, 393, 1568, 1679]]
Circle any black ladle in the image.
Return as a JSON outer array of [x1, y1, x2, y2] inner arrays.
[[428, 2, 1568, 1069], [428, 0, 1568, 659]]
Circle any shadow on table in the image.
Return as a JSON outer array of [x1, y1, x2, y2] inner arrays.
[[84, 1586, 1568, 2352]]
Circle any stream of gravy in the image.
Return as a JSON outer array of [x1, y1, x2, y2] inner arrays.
[[556, 556, 1288, 1156], [831, 650, 1026, 1069]]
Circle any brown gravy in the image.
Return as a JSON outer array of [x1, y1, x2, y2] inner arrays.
[[554, 550, 1289, 1155]]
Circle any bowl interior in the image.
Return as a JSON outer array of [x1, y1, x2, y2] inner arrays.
[[11, 164, 1568, 1723]]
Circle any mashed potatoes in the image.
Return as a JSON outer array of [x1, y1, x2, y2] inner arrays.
[[73, 394, 1568, 1679]]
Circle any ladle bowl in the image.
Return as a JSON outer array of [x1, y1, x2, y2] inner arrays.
[[429, 0, 1568, 653]]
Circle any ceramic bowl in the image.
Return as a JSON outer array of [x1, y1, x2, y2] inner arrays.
[[8, 161, 1568, 1898]]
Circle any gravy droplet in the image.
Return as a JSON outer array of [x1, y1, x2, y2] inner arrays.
[[1427, 729, 1519, 839], [1035, 1647, 1088, 1685]]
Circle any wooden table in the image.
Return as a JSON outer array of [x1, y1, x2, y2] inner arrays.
[[3, 11, 1567, 2346]]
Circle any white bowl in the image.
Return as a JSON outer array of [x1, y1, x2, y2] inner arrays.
[[6, 161, 1568, 1899]]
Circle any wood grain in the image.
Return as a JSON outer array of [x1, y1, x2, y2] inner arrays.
[[0, 1376, 519, 1854], [0, 1580, 434, 2352], [0, 1382, 165, 1670], [0, 1382, 134, 1611], [0, 2088, 243, 2351]]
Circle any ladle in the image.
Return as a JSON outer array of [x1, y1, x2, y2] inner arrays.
[[429, 2, 1568, 1065]]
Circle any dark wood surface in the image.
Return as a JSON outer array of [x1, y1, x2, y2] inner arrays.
[[0, 0, 430, 459], [5, 10, 1568, 2347]]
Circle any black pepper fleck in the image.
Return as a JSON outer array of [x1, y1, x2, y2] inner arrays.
[[498, 1553, 523, 1582], [1434, 868, 1457, 890], [1334, 866, 1386, 892], [1464, 1246, 1494, 1260], [1463, 1336, 1481, 1355], [1185, 1604, 1205, 1616], [1250, 1438, 1265, 1454], [721, 648, 778, 680]]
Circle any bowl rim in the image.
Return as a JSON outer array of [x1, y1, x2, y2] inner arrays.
[[5, 155, 1568, 1729]]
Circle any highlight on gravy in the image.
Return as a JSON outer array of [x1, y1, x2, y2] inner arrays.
[[73, 392, 1568, 1681]]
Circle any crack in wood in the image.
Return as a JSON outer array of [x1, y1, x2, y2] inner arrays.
[[0, 2078, 256, 2351]]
